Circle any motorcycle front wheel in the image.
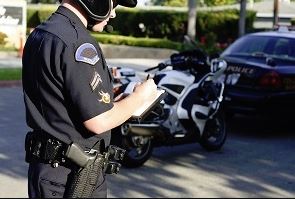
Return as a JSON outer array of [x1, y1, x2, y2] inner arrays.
[[199, 112, 227, 151], [111, 126, 153, 168]]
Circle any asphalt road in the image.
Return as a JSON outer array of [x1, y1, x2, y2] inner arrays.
[[0, 60, 294, 197]]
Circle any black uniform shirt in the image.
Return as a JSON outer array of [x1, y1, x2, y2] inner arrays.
[[22, 6, 114, 149]]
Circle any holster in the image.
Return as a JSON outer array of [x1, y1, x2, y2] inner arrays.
[[64, 152, 105, 198], [25, 131, 125, 198], [63, 142, 126, 198]]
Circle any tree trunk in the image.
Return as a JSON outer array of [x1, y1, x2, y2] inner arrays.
[[273, 0, 279, 27], [187, 0, 197, 41], [239, 0, 247, 37]]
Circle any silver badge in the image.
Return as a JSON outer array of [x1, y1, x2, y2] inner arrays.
[[75, 43, 100, 66]]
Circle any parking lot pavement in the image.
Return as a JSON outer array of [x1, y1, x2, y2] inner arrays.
[[1, 56, 295, 198], [1, 87, 295, 198], [0, 87, 29, 198]]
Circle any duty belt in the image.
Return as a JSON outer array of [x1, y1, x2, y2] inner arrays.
[[25, 131, 125, 174]]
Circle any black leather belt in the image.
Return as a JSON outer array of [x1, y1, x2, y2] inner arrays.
[[25, 131, 70, 167], [25, 130, 125, 175]]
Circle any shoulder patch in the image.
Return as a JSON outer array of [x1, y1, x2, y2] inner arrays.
[[75, 43, 100, 66]]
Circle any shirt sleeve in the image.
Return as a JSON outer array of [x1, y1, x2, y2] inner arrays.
[[61, 43, 114, 122]]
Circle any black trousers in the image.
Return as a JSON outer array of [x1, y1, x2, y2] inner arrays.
[[28, 163, 107, 198]]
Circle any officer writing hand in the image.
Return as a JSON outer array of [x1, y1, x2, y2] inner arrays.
[[133, 79, 158, 105]]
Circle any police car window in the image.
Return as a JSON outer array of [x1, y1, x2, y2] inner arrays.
[[270, 38, 295, 61], [222, 35, 295, 61], [273, 39, 289, 55], [222, 36, 269, 56]]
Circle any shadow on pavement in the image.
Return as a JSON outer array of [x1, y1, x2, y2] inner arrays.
[[0, 87, 294, 197], [109, 114, 295, 197], [0, 87, 28, 179]]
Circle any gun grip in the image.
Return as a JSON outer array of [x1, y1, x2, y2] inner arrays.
[[66, 143, 97, 168]]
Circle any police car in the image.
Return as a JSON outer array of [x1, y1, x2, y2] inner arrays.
[[220, 26, 295, 116]]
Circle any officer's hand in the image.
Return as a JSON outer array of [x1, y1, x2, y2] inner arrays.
[[133, 79, 158, 104]]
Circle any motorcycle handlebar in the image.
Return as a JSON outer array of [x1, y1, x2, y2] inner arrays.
[[144, 66, 158, 72], [144, 63, 167, 72]]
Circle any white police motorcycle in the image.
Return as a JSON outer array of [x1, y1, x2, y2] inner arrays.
[[111, 49, 228, 168]]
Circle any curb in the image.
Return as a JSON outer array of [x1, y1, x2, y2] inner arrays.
[[0, 45, 178, 59], [0, 51, 19, 59], [0, 80, 22, 88]]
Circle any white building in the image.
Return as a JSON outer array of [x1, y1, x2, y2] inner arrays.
[[0, 0, 26, 50]]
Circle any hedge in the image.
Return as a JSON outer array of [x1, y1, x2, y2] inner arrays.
[[108, 8, 256, 43], [27, 4, 57, 28], [27, 5, 256, 44], [91, 33, 184, 50], [0, 32, 7, 45]]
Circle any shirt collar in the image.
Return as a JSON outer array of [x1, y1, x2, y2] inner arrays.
[[55, 6, 86, 29]]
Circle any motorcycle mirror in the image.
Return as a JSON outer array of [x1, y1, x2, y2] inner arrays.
[[210, 58, 227, 73]]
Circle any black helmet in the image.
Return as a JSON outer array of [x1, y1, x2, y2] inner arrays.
[[76, 0, 137, 21]]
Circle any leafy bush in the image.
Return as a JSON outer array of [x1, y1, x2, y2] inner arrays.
[[26, 4, 256, 55], [108, 8, 256, 43], [27, 8, 40, 28], [27, 4, 57, 28], [27, 5, 256, 44], [38, 7, 57, 22], [0, 32, 7, 45], [91, 33, 184, 51], [204, 0, 237, 6]]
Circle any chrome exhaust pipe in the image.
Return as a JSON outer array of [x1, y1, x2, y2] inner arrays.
[[124, 123, 161, 136]]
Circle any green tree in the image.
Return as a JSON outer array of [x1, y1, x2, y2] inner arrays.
[[239, 0, 247, 37], [187, 0, 196, 40]]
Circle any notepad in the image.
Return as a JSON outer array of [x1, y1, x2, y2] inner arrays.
[[132, 89, 167, 119]]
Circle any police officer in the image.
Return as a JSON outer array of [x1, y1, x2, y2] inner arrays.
[[22, 0, 158, 197]]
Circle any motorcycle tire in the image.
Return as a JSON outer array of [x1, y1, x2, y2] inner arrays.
[[199, 112, 227, 151], [110, 126, 153, 168]]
